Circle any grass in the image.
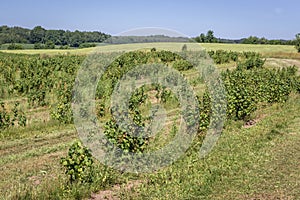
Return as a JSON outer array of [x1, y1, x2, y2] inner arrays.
[[2, 88, 298, 200], [116, 94, 300, 199], [1, 42, 298, 57]]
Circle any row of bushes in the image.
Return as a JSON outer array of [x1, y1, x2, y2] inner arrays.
[[198, 65, 300, 131], [208, 50, 265, 67]]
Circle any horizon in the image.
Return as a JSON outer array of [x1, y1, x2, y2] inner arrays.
[[1, 0, 299, 40], [0, 24, 296, 41]]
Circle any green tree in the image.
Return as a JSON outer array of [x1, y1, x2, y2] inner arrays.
[[45, 40, 55, 49], [30, 26, 46, 43], [34, 43, 43, 49], [206, 30, 215, 43], [198, 33, 206, 42], [295, 33, 300, 53]]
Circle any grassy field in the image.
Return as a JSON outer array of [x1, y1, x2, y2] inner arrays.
[[0, 44, 299, 199], [1, 42, 298, 57], [118, 94, 300, 200]]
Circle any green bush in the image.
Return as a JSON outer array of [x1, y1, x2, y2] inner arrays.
[[208, 50, 241, 64], [7, 43, 23, 50], [34, 43, 44, 49], [79, 43, 96, 48], [50, 102, 73, 124], [172, 59, 193, 71], [61, 141, 94, 184], [237, 54, 265, 70], [0, 102, 26, 129], [221, 66, 298, 120], [45, 40, 55, 49]]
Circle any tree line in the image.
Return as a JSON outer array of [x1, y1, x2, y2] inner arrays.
[[1, 25, 299, 52], [0, 25, 110, 48], [194, 30, 297, 45]]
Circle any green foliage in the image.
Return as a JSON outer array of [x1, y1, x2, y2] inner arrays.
[[79, 43, 96, 48], [237, 53, 265, 70], [0, 102, 26, 129], [195, 30, 218, 43], [207, 50, 263, 66], [196, 65, 299, 124], [50, 102, 73, 124], [104, 86, 149, 153], [0, 53, 83, 123], [0, 25, 110, 47], [0, 102, 10, 129], [45, 40, 55, 49], [172, 59, 193, 71], [197, 92, 211, 131], [104, 118, 148, 153], [242, 36, 295, 45], [61, 141, 94, 183], [96, 50, 190, 100], [59, 45, 70, 49], [208, 50, 239, 64], [222, 66, 298, 120], [33, 43, 43, 49], [295, 33, 300, 53], [7, 43, 23, 50], [96, 102, 105, 118]]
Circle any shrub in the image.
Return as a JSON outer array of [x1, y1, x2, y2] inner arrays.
[[34, 43, 44, 49], [79, 43, 96, 48], [182, 44, 187, 51], [0, 102, 27, 129], [237, 54, 265, 70], [7, 43, 23, 50], [50, 102, 73, 124], [172, 60, 193, 71], [61, 141, 94, 184]]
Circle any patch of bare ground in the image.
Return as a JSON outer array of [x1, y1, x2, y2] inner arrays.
[[89, 180, 143, 200], [242, 192, 294, 200], [243, 114, 267, 128]]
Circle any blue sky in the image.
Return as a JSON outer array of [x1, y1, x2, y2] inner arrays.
[[1, 0, 299, 39]]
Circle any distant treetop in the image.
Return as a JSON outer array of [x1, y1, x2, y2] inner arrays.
[[0, 25, 111, 47]]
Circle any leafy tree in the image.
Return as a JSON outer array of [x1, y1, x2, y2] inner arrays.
[[45, 40, 55, 49], [295, 33, 300, 53], [195, 33, 206, 43], [29, 26, 46, 43], [206, 30, 216, 43], [195, 30, 218, 43], [0, 25, 110, 47], [34, 43, 43, 49]]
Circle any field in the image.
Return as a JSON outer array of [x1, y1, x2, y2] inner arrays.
[[0, 42, 298, 54], [0, 43, 299, 200]]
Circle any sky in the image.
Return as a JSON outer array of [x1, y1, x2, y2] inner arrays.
[[1, 0, 299, 39]]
